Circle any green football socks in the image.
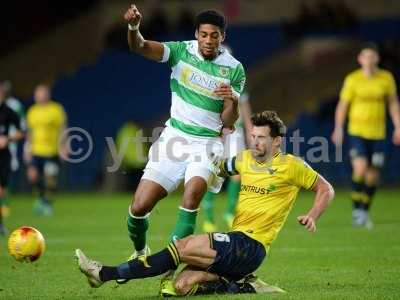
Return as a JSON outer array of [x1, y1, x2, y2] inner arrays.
[[170, 207, 198, 241], [127, 209, 149, 252]]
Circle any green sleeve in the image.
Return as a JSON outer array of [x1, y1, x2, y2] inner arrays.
[[231, 63, 246, 97], [162, 41, 186, 67]]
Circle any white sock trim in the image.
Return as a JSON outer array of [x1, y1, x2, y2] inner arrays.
[[179, 206, 199, 213], [128, 206, 151, 219]]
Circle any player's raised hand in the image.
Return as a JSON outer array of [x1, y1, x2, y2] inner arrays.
[[124, 4, 142, 26], [331, 127, 344, 146], [392, 127, 400, 145], [297, 215, 316, 233]]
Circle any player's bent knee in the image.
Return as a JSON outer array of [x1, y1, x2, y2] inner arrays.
[[182, 186, 207, 209], [130, 196, 150, 216], [174, 235, 195, 256]]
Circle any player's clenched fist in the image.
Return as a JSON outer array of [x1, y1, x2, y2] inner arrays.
[[124, 4, 142, 26], [297, 215, 316, 232], [215, 83, 235, 101]]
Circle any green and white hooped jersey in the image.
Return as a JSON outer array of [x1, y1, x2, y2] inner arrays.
[[161, 40, 246, 138]]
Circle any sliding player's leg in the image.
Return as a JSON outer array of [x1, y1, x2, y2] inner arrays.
[[75, 234, 215, 287], [174, 268, 281, 296], [175, 232, 284, 296], [174, 266, 219, 296]]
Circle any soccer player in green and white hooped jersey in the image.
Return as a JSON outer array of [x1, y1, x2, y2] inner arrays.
[[121, 5, 246, 294]]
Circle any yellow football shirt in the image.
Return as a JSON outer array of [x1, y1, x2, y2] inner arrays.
[[27, 101, 66, 157], [220, 150, 318, 250], [340, 68, 397, 140]]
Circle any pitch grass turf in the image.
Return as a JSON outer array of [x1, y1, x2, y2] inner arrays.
[[0, 189, 399, 299]]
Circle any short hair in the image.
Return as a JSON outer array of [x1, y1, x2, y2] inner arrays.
[[251, 111, 286, 137], [195, 10, 226, 32], [360, 42, 379, 54], [35, 83, 51, 91]]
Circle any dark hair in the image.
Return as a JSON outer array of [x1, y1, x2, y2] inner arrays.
[[360, 42, 379, 54], [195, 10, 226, 32], [251, 111, 286, 137]]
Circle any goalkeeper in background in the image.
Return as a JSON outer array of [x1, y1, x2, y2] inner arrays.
[[332, 43, 400, 228]]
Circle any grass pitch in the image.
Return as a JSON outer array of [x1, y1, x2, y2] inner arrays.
[[0, 188, 399, 299]]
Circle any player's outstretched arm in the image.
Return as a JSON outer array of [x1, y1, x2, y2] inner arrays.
[[124, 4, 164, 61], [297, 175, 334, 232]]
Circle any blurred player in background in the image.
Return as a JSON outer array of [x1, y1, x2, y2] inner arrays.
[[121, 5, 245, 293], [202, 89, 252, 232], [332, 43, 400, 228], [75, 111, 334, 296], [0, 83, 24, 235], [25, 84, 68, 216], [0, 81, 26, 218]]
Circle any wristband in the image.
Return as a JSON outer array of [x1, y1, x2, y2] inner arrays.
[[128, 23, 140, 31]]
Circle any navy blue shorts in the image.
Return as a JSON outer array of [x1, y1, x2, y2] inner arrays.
[[207, 231, 266, 281], [349, 135, 385, 168], [30, 156, 60, 176]]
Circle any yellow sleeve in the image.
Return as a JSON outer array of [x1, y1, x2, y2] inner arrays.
[[339, 75, 354, 103], [386, 72, 397, 97], [290, 157, 318, 190], [55, 104, 67, 127]]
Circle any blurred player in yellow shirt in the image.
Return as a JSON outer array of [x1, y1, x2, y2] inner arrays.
[[332, 43, 400, 228], [25, 84, 68, 216], [75, 111, 334, 296]]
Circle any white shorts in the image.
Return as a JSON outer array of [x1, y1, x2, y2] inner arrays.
[[142, 126, 225, 194], [223, 127, 246, 158]]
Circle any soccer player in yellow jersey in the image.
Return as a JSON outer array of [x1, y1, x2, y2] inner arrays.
[[331, 43, 400, 228], [25, 84, 68, 216], [75, 111, 334, 296]]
